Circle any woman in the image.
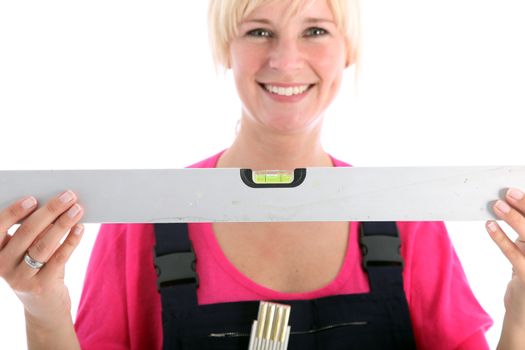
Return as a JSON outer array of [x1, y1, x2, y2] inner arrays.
[[0, 0, 524, 348]]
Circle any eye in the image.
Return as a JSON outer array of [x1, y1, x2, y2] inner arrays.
[[246, 28, 273, 38], [304, 27, 328, 37]]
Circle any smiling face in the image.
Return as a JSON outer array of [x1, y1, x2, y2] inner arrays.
[[228, 0, 349, 134]]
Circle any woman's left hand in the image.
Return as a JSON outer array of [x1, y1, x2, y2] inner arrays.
[[486, 188, 525, 347]]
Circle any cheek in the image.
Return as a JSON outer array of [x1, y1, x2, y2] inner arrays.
[[232, 51, 268, 105], [309, 46, 346, 107], [310, 45, 346, 83], [230, 46, 269, 112], [318, 63, 344, 99], [231, 45, 267, 78]]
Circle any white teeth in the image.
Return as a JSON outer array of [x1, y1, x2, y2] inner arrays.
[[264, 84, 310, 96]]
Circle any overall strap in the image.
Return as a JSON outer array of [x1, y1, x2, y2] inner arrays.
[[153, 222, 412, 349], [359, 222, 404, 293], [154, 223, 198, 309], [154, 223, 199, 291], [153, 222, 404, 299]]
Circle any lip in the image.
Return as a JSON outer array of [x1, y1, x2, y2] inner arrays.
[[258, 82, 315, 103], [259, 82, 313, 87]]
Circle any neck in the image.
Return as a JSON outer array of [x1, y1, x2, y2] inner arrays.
[[217, 114, 333, 170]]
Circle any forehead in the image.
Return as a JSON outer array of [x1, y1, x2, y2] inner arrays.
[[242, 0, 335, 23]]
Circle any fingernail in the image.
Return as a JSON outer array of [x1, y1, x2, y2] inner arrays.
[[21, 196, 37, 210], [487, 221, 498, 233], [67, 204, 82, 218], [508, 188, 524, 201], [59, 190, 75, 204], [495, 200, 511, 214], [73, 225, 84, 236]]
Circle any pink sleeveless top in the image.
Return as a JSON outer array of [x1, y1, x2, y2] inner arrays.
[[75, 150, 492, 349]]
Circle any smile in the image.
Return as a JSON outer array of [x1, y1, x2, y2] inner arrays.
[[259, 83, 314, 97]]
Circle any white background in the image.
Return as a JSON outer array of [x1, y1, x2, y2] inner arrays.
[[0, 1, 524, 348]]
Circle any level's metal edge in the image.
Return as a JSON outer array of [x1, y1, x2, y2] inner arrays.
[[0, 166, 524, 223]]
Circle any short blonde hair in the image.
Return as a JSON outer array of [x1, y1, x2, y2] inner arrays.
[[208, 0, 361, 70]]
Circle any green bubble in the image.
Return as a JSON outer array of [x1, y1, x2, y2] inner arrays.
[[252, 170, 294, 185], [254, 173, 266, 184], [281, 173, 293, 184], [266, 173, 281, 183]]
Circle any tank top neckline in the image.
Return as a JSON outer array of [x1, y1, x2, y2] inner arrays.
[[197, 150, 359, 299]]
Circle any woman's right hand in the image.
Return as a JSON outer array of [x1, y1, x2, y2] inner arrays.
[[0, 191, 84, 330]]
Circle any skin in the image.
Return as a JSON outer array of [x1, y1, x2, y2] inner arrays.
[[0, 0, 523, 348], [0, 192, 83, 349], [487, 192, 525, 349], [215, 0, 352, 294], [219, 0, 351, 170]]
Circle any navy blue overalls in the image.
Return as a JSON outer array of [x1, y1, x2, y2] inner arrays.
[[154, 222, 416, 349]]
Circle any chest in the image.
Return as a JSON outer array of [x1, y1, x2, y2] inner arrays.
[[212, 222, 350, 293]]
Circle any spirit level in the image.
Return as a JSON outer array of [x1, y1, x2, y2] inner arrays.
[[0, 166, 524, 223]]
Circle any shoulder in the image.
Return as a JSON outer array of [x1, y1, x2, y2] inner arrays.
[[329, 154, 352, 167], [92, 224, 156, 263], [397, 221, 453, 263], [398, 221, 449, 244], [186, 149, 226, 168], [397, 221, 452, 287], [96, 223, 155, 242]]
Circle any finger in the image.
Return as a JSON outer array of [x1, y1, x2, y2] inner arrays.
[[513, 239, 525, 277], [487, 220, 525, 279], [505, 188, 525, 215], [4, 191, 77, 259], [24, 203, 84, 268], [516, 239, 525, 253], [0, 196, 38, 246], [5, 224, 55, 282], [0, 234, 11, 251], [38, 224, 84, 279], [14, 224, 54, 275], [493, 198, 525, 241]]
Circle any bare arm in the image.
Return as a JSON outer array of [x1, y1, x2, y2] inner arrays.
[[497, 313, 525, 349], [25, 309, 80, 350]]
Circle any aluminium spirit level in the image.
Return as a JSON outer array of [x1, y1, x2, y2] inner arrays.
[[0, 166, 524, 223]]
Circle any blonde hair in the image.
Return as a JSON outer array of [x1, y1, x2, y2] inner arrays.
[[208, 0, 361, 70]]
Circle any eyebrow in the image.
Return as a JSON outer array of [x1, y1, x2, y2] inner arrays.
[[304, 17, 336, 24], [241, 17, 336, 25]]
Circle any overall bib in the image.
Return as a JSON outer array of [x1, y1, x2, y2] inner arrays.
[[154, 222, 416, 349]]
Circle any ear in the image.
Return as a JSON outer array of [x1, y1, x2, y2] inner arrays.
[[346, 53, 357, 68], [344, 37, 356, 68], [225, 46, 233, 69]]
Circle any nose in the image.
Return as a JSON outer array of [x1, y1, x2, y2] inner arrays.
[[268, 38, 304, 72]]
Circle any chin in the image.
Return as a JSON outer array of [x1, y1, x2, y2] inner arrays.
[[263, 117, 319, 134]]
